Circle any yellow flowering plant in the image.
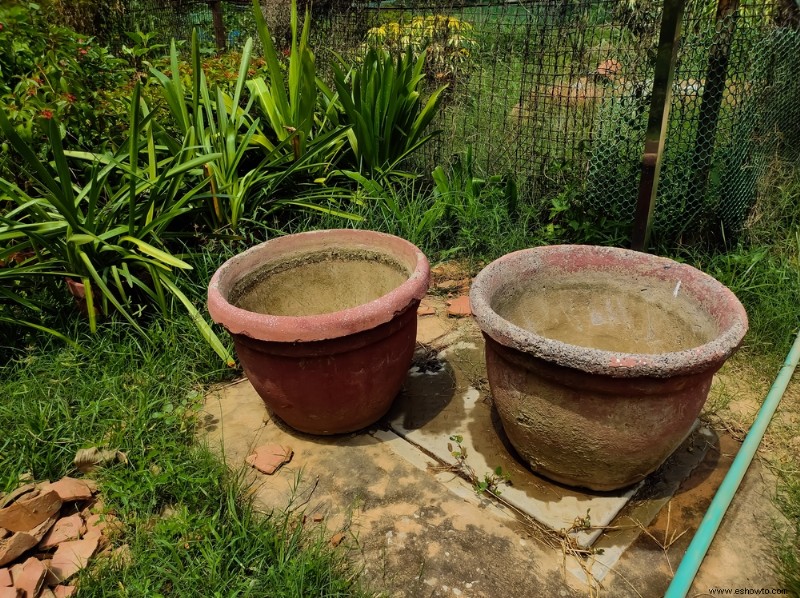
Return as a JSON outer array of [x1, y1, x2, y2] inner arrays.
[[365, 15, 477, 81]]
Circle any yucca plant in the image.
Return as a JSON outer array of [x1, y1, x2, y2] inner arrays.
[[0, 85, 234, 365], [332, 47, 447, 177]]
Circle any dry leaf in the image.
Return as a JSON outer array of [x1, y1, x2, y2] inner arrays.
[[73, 448, 128, 473]]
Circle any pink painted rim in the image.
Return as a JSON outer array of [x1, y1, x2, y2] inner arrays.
[[208, 229, 430, 343], [470, 245, 749, 378]]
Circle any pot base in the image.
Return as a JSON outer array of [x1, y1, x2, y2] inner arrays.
[[234, 308, 418, 435]]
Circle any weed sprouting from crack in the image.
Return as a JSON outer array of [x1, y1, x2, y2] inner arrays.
[[439, 434, 513, 496], [474, 466, 513, 495]]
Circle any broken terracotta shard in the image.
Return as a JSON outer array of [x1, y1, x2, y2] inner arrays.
[[41, 478, 96, 503], [0, 491, 62, 534], [245, 444, 293, 475], [46, 537, 99, 584]]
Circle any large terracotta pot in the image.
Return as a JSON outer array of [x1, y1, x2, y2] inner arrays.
[[208, 229, 430, 435], [470, 245, 748, 491]]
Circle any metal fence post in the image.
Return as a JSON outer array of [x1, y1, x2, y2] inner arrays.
[[631, 0, 687, 252]]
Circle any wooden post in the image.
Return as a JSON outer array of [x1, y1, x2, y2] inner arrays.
[[630, 0, 687, 252], [210, 0, 227, 52]]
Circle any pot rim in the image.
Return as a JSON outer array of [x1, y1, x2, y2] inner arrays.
[[207, 229, 430, 343], [470, 244, 749, 378]]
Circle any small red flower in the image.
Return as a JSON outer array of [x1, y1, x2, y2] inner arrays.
[[65, 93, 76, 103], [40, 109, 54, 120], [78, 48, 88, 56]]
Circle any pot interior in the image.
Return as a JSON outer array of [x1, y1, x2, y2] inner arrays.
[[230, 248, 411, 317], [493, 272, 719, 354]]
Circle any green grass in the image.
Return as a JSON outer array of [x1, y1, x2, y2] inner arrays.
[[735, 159, 800, 593], [677, 159, 800, 364], [0, 315, 367, 597], [775, 474, 800, 597]]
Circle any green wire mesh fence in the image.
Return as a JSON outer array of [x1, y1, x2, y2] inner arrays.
[[105, 0, 799, 246]]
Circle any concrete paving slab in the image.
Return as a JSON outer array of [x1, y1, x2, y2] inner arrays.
[[199, 296, 783, 596], [201, 379, 592, 597], [390, 332, 640, 548]]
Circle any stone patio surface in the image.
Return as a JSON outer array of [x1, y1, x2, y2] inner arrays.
[[201, 295, 782, 597]]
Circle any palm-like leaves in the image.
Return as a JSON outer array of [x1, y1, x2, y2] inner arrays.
[[0, 87, 234, 365], [332, 47, 447, 176], [150, 28, 351, 233], [249, 0, 316, 161]]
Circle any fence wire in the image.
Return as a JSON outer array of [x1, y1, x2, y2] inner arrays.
[[108, 0, 799, 246]]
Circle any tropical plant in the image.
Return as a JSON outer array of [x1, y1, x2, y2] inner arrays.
[[151, 33, 266, 233], [0, 86, 233, 365], [247, 0, 342, 163], [150, 30, 353, 233], [332, 47, 447, 176]]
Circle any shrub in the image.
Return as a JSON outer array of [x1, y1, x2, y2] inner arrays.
[[0, 87, 233, 364], [365, 15, 477, 83], [0, 0, 130, 155]]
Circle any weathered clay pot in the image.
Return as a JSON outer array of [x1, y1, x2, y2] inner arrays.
[[65, 277, 99, 317], [470, 245, 748, 491], [208, 229, 430, 435]]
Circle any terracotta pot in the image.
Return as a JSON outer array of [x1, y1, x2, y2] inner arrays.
[[208, 229, 430, 435], [65, 277, 99, 317], [470, 245, 748, 491]]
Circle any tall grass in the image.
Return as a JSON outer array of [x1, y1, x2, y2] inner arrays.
[[679, 159, 800, 363]]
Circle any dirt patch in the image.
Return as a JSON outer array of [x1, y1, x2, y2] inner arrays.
[[494, 274, 718, 353], [430, 261, 474, 296], [708, 355, 800, 468], [232, 249, 410, 316]]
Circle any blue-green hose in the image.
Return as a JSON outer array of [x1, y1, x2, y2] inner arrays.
[[664, 330, 800, 598]]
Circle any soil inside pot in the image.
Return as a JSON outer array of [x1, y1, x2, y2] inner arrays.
[[231, 249, 411, 317], [493, 273, 718, 353]]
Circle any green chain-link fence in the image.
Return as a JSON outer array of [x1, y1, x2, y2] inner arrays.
[[103, 0, 800, 246]]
